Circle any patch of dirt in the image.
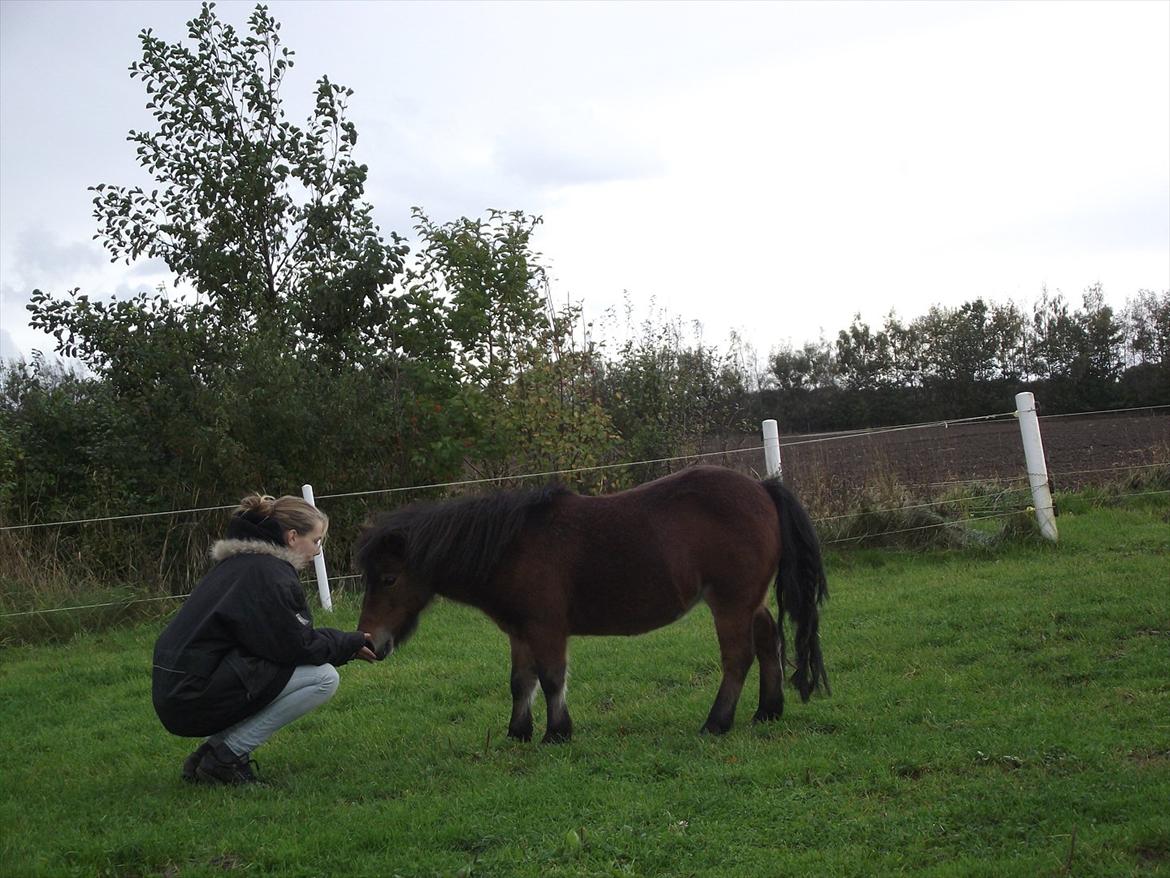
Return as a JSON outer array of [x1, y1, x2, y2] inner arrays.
[[1135, 843, 1169, 864], [1127, 747, 1170, 767]]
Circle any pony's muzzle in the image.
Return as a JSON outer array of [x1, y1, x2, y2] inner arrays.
[[361, 629, 393, 661]]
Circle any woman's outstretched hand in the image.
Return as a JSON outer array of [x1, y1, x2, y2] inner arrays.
[[355, 632, 378, 662]]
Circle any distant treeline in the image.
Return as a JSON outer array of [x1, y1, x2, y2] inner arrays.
[[748, 286, 1169, 431]]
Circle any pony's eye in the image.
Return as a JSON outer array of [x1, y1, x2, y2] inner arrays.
[[384, 575, 398, 587]]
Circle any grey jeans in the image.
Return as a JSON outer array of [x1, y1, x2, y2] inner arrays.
[[213, 663, 340, 756]]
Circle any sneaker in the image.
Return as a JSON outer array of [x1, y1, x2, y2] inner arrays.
[[181, 741, 212, 782], [193, 740, 260, 785]]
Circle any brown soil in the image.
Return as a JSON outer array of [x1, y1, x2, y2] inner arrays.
[[705, 411, 1170, 513]]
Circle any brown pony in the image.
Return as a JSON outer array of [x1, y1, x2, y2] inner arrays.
[[355, 465, 829, 742]]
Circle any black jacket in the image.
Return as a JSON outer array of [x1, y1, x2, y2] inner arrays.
[[151, 515, 367, 737]]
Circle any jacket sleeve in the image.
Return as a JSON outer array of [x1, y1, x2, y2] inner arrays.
[[227, 563, 368, 667]]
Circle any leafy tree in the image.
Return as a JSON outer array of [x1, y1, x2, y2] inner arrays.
[[1021, 285, 1135, 409], [409, 208, 553, 385], [986, 301, 1029, 382], [1028, 288, 1083, 381], [1118, 289, 1170, 406], [27, 2, 433, 431], [916, 302, 976, 384], [768, 340, 834, 392], [0, 359, 103, 522], [78, 2, 408, 366], [25, 2, 430, 475], [881, 311, 923, 388], [599, 311, 749, 480], [834, 316, 893, 391], [1124, 289, 1170, 366], [1075, 285, 1124, 382], [407, 208, 616, 481]]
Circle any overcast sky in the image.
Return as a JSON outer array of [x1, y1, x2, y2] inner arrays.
[[2, 0, 1168, 365]]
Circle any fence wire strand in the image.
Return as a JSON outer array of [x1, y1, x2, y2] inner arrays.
[[812, 487, 1032, 523], [1050, 462, 1169, 479], [1038, 404, 1169, 420], [0, 592, 194, 618], [0, 502, 239, 532], [821, 510, 1023, 545], [906, 474, 1031, 489], [315, 445, 766, 502], [776, 411, 1018, 449]]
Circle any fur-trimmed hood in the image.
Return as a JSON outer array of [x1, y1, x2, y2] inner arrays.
[[209, 539, 307, 570]]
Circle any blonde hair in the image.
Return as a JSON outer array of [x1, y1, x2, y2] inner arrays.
[[236, 494, 328, 536]]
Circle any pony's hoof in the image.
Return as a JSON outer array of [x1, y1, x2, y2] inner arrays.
[[700, 721, 731, 735], [541, 730, 572, 744], [752, 709, 782, 724], [507, 727, 533, 743]]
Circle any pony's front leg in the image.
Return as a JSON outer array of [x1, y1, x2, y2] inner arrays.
[[534, 632, 572, 743], [507, 636, 538, 742]]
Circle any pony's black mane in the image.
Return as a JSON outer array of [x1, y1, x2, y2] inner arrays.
[[357, 483, 570, 591]]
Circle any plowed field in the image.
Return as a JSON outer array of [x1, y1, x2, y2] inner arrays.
[[710, 410, 1169, 511]]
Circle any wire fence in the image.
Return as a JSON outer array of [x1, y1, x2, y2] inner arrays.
[[5, 404, 1166, 534], [0, 445, 766, 533], [5, 483, 1168, 620], [2, 404, 1167, 621]]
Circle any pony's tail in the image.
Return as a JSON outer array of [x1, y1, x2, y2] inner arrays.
[[764, 479, 831, 701]]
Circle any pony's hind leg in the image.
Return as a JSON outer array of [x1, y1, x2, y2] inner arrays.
[[507, 636, 538, 742], [702, 609, 756, 735], [752, 606, 784, 723]]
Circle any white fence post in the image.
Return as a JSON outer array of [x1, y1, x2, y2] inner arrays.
[[762, 419, 782, 480], [1014, 393, 1058, 543], [301, 483, 334, 611]]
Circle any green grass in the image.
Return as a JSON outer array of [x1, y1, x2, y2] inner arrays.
[[2, 500, 1168, 877]]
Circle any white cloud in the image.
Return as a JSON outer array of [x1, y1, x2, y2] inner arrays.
[[0, 325, 20, 363], [8, 228, 104, 289], [494, 113, 662, 189]]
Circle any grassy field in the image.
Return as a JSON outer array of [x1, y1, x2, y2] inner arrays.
[[1, 497, 1167, 877]]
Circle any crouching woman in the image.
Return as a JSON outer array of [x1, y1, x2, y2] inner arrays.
[[152, 494, 374, 785]]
